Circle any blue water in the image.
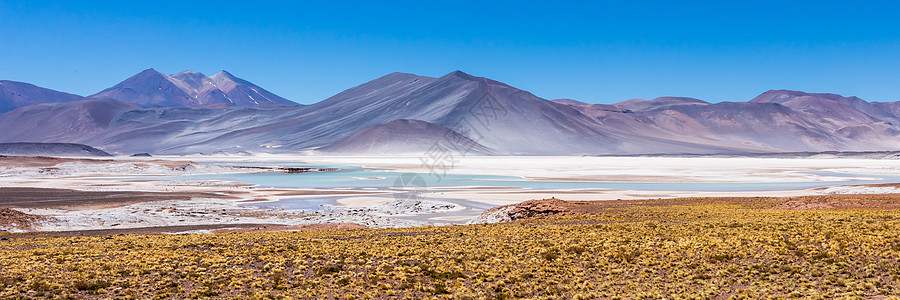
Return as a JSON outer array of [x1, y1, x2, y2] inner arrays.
[[158, 164, 900, 215], [175, 167, 900, 192]]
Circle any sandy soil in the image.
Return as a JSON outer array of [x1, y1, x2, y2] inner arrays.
[[0, 187, 234, 210]]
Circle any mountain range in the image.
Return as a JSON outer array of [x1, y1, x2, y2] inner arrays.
[[0, 69, 898, 155], [0, 69, 294, 114]]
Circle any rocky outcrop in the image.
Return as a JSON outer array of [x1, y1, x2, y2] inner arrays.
[[469, 198, 572, 224], [0, 208, 45, 233]]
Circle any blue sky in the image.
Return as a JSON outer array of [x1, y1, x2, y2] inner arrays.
[[1, 1, 899, 104]]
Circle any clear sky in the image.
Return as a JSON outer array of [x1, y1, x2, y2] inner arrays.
[[1, 1, 899, 104]]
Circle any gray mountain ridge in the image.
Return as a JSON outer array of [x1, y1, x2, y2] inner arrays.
[[1, 69, 899, 155], [88, 68, 297, 108]]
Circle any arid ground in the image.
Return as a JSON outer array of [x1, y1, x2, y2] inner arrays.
[[3, 196, 900, 298]]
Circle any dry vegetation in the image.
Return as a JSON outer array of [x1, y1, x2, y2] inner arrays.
[[2, 195, 900, 299]]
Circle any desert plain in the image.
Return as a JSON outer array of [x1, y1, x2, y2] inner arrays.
[[2, 154, 900, 233]]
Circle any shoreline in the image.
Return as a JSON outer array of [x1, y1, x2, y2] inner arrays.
[[3, 155, 900, 234]]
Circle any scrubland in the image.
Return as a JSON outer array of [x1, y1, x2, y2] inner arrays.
[[2, 196, 900, 299]]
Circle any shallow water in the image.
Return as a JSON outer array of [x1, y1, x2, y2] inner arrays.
[[180, 167, 899, 192], [165, 162, 900, 216]]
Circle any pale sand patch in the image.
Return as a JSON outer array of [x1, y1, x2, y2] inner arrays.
[[817, 185, 900, 195]]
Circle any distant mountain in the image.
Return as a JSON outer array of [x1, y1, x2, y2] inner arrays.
[[286, 70, 623, 154], [0, 80, 84, 114], [51, 70, 610, 154], [88, 69, 297, 107], [2, 71, 900, 155], [0, 142, 112, 157], [750, 89, 894, 123], [582, 90, 900, 152]]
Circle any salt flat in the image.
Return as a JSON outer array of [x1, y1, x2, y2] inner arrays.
[[159, 154, 900, 204], [3, 155, 900, 232]]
